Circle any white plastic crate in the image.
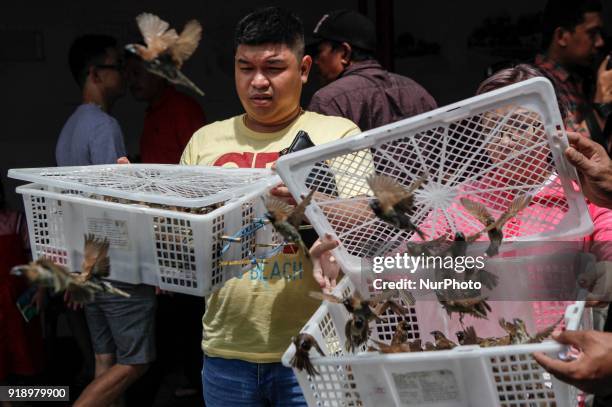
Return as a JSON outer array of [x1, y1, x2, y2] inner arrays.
[[10, 165, 281, 296], [282, 276, 591, 407], [276, 78, 593, 279]]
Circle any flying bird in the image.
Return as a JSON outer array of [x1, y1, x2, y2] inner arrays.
[[460, 194, 532, 257], [290, 333, 325, 376], [126, 13, 204, 95], [11, 258, 97, 303], [367, 174, 427, 240], [265, 190, 315, 258]]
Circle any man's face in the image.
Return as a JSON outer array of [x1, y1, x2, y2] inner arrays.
[[95, 48, 126, 99], [314, 42, 345, 84], [235, 43, 311, 125], [561, 12, 604, 67], [125, 57, 166, 102]]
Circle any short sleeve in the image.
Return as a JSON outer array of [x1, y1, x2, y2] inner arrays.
[[89, 118, 126, 165]]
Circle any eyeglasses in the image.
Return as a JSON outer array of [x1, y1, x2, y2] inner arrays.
[[95, 62, 124, 71]]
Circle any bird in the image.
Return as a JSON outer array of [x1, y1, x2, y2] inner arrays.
[[265, 190, 315, 258], [76, 235, 130, 298], [311, 289, 410, 353], [11, 235, 130, 302], [511, 318, 532, 344], [391, 320, 412, 346], [345, 314, 370, 353], [366, 174, 427, 240], [11, 258, 97, 303], [460, 194, 532, 257], [423, 341, 436, 351], [430, 330, 457, 350], [310, 289, 408, 322], [126, 13, 204, 96], [435, 291, 492, 325], [456, 326, 483, 345], [290, 333, 325, 376], [407, 339, 424, 352], [370, 339, 412, 353], [528, 316, 564, 344]]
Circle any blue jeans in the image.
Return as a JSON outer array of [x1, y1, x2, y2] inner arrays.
[[202, 355, 307, 406]]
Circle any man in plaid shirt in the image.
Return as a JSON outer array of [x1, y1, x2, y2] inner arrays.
[[536, 0, 612, 144]]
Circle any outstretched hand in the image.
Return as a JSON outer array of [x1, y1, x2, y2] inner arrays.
[[310, 233, 340, 294]]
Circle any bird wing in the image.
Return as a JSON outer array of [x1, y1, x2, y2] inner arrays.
[[496, 193, 532, 227], [304, 333, 326, 356], [82, 234, 110, 280], [169, 19, 202, 67], [460, 198, 495, 227], [287, 190, 314, 228], [264, 196, 292, 223], [367, 175, 412, 210], [136, 13, 179, 60], [66, 283, 95, 304]]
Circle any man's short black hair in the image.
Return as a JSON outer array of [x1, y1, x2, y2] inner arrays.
[[68, 34, 117, 88], [541, 0, 603, 49], [234, 7, 305, 59]]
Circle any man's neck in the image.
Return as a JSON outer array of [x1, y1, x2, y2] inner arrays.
[[244, 105, 303, 133], [546, 47, 574, 72], [82, 84, 110, 112]]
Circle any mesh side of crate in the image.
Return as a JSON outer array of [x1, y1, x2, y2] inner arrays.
[[154, 216, 198, 288], [309, 108, 564, 254], [277, 80, 593, 274], [303, 364, 362, 407], [489, 353, 557, 406], [240, 201, 256, 260], [209, 215, 225, 290], [26, 192, 69, 266]]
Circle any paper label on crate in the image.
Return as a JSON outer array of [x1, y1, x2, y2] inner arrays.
[[86, 218, 129, 249], [392, 370, 459, 405]]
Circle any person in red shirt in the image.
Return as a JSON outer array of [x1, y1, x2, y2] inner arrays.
[[123, 53, 207, 404], [125, 52, 206, 164]]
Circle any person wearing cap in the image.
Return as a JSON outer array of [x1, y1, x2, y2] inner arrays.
[[307, 9, 437, 131]]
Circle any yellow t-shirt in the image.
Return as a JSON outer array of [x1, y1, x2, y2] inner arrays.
[[180, 111, 360, 362]]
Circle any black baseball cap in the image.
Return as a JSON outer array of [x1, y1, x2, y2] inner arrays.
[[309, 10, 376, 52]]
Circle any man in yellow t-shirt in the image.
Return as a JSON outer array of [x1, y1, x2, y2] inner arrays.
[[180, 7, 359, 406]]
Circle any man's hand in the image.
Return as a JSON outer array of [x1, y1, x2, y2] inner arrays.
[[533, 330, 612, 396], [564, 132, 612, 208], [269, 185, 297, 206], [117, 156, 130, 164], [310, 233, 340, 294], [595, 56, 612, 104], [63, 290, 83, 311]]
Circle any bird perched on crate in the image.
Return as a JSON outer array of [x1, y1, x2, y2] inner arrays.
[[265, 190, 315, 258], [366, 174, 427, 240], [370, 339, 412, 353], [430, 331, 457, 350], [290, 333, 325, 376], [126, 12, 204, 96], [391, 320, 412, 346], [424, 341, 436, 351], [456, 326, 483, 346], [460, 194, 532, 257]]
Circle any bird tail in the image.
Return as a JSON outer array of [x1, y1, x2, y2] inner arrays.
[[172, 69, 204, 96]]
